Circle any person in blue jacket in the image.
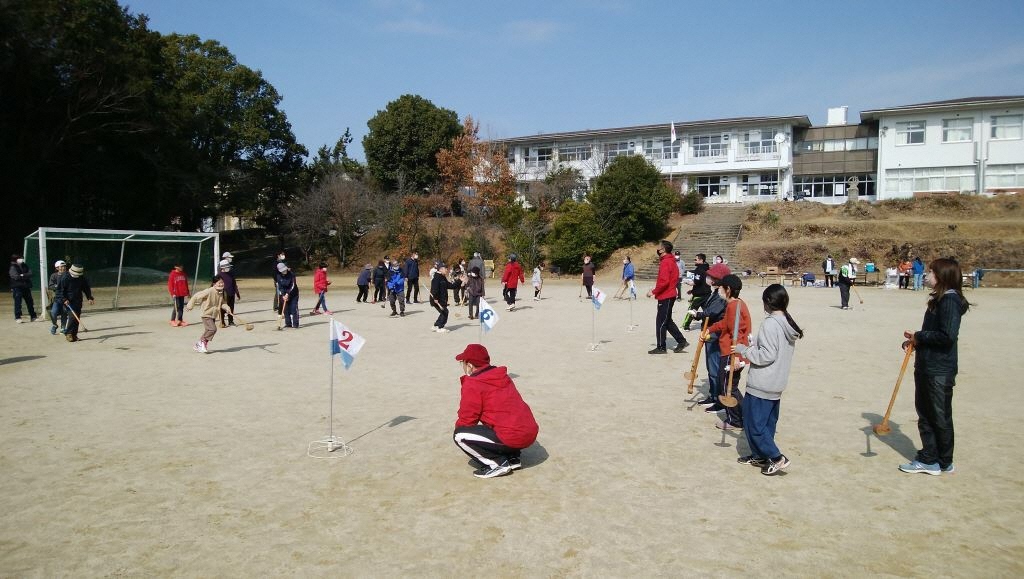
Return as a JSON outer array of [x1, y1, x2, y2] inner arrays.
[[615, 256, 635, 299], [911, 256, 925, 291], [387, 260, 407, 317]]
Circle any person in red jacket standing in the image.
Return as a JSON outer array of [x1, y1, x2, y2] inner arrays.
[[167, 264, 190, 327], [453, 343, 539, 479], [500, 254, 525, 311], [646, 240, 688, 354]]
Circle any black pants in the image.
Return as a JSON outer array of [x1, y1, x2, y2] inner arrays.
[[432, 300, 449, 328], [838, 282, 850, 308], [453, 425, 520, 469], [468, 295, 480, 318], [655, 298, 684, 350], [221, 295, 236, 325], [718, 355, 745, 426], [503, 286, 518, 306], [914, 370, 955, 468], [406, 277, 420, 302], [171, 296, 185, 322], [583, 278, 593, 298], [373, 282, 386, 302], [12, 287, 37, 320], [357, 284, 369, 302], [451, 282, 463, 303], [65, 301, 84, 335]]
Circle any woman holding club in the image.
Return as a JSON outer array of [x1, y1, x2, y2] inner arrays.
[[733, 284, 803, 476], [898, 258, 969, 476]]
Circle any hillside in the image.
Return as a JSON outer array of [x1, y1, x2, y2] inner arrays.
[[735, 195, 1024, 285]]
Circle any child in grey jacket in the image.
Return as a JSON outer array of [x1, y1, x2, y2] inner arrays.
[[733, 284, 803, 476]]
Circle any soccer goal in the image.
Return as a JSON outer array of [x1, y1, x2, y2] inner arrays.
[[24, 228, 220, 310]]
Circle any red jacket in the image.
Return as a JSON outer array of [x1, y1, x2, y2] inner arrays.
[[707, 298, 751, 362], [456, 366, 539, 449], [651, 253, 679, 300], [167, 269, 190, 297], [313, 268, 329, 293], [501, 261, 525, 288]]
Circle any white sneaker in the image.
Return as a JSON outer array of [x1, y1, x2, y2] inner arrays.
[[198, 341, 209, 353], [193, 341, 203, 353], [15, 319, 24, 324], [436, 327, 450, 333]]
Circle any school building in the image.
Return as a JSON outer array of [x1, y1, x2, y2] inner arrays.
[[494, 95, 1024, 205]]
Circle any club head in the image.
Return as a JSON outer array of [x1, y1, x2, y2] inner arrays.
[[719, 395, 739, 408], [872, 423, 891, 436], [683, 371, 696, 380], [245, 324, 254, 331]]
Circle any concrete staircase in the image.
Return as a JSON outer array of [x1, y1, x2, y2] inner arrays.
[[635, 205, 749, 280]]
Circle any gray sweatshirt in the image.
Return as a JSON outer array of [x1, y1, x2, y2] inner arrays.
[[735, 312, 800, 401]]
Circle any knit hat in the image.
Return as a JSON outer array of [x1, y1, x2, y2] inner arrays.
[[219, 259, 232, 269], [69, 264, 84, 278], [455, 343, 490, 368], [469, 266, 480, 277], [719, 274, 742, 292], [54, 260, 66, 268], [277, 262, 288, 273], [707, 263, 731, 282]]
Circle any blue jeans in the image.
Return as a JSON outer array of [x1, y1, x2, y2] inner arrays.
[[51, 299, 66, 330], [314, 291, 329, 311], [704, 338, 722, 398], [743, 394, 781, 460], [913, 273, 923, 291]]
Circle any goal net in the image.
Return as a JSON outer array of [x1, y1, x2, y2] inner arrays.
[[23, 228, 220, 310]]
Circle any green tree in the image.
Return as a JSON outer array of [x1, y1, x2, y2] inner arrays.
[[362, 94, 462, 193], [588, 155, 676, 246], [306, 128, 364, 186], [546, 201, 614, 273], [157, 33, 307, 232]]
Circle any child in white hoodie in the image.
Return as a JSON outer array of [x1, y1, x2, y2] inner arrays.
[[733, 284, 803, 476]]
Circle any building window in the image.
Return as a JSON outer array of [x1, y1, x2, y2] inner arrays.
[[558, 144, 591, 162], [741, 173, 778, 196], [603, 141, 634, 161], [739, 129, 777, 155], [991, 114, 1023, 140], [793, 174, 876, 198], [885, 166, 976, 193], [691, 134, 727, 158], [693, 175, 726, 197], [896, 121, 926, 145], [643, 138, 680, 160], [942, 118, 973, 142], [505, 147, 516, 165], [792, 138, 878, 154], [986, 164, 1024, 188], [526, 146, 552, 167]]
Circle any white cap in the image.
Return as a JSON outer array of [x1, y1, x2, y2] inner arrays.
[[222, 252, 233, 259], [219, 259, 231, 268], [55, 260, 66, 268]]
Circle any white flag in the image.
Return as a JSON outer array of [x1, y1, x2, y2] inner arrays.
[[591, 287, 607, 310], [670, 122, 677, 144], [478, 298, 499, 333], [330, 319, 366, 369]]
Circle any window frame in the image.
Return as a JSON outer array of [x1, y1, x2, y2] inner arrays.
[[991, 114, 1023, 140], [896, 120, 926, 146], [942, 118, 973, 143]]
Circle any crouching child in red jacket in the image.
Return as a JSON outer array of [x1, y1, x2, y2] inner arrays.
[[453, 343, 539, 479]]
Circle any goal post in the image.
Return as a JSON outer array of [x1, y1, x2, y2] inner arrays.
[[24, 227, 220, 310]]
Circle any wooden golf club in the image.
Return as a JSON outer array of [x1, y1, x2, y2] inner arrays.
[[873, 343, 915, 436], [718, 301, 743, 408], [230, 313, 255, 331], [65, 303, 87, 332], [277, 294, 288, 330], [684, 317, 711, 394], [853, 284, 864, 304]]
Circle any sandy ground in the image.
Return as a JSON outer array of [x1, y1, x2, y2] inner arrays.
[[1, 274, 1021, 577]]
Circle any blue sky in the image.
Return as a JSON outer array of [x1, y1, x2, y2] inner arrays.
[[125, 0, 1024, 161]]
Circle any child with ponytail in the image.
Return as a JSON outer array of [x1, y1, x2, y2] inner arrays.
[[733, 283, 803, 476]]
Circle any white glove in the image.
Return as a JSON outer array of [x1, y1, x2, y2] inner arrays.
[[687, 309, 697, 316]]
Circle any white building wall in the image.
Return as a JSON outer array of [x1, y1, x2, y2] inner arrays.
[[876, 104, 1024, 198]]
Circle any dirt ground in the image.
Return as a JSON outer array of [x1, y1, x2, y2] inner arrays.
[[1, 275, 1021, 577]]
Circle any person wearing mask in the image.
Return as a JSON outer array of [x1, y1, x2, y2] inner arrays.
[[9, 254, 38, 323], [405, 252, 421, 303], [646, 241, 688, 354], [682, 253, 711, 330]]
